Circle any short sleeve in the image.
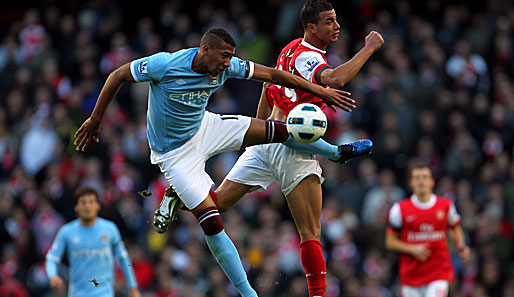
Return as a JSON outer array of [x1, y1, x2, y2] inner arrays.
[[226, 56, 254, 79], [294, 51, 330, 84], [130, 52, 173, 82], [447, 202, 462, 227], [388, 203, 403, 229]]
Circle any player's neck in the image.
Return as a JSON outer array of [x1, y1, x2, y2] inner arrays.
[[415, 193, 432, 203], [79, 217, 97, 226], [303, 34, 328, 51], [191, 51, 209, 74]]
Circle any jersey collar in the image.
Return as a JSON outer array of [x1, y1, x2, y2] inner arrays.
[[411, 194, 437, 209], [301, 39, 326, 54]]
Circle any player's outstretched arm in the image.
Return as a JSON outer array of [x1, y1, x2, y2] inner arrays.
[[321, 31, 384, 88], [74, 63, 135, 151], [255, 82, 272, 120], [251, 63, 356, 112]]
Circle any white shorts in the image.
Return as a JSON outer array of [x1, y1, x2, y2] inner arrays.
[[401, 280, 449, 297], [225, 142, 324, 196], [150, 111, 252, 210]]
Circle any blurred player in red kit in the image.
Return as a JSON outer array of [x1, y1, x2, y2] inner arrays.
[[386, 165, 470, 297]]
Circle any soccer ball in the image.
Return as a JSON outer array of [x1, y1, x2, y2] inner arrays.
[[286, 103, 327, 143]]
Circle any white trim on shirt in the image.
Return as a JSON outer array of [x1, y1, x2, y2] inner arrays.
[[411, 194, 437, 209], [447, 202, 461, 226], [389, 202, 403, 229], [300, 39, 326, 54], [129, 61, 140, 82], [247, 61, 255, 80]]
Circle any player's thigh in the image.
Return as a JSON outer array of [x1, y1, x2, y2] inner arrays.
[[194, 111, 252, 158], [285, 175, 323, 241], [222, 146, 275, 212], [425, 281, 449, 297], [401, 285, 425, 297], [216, 179, 253, 213], [150, 144, 213, 210]]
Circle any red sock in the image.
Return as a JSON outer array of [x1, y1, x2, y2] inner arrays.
[[300, 240, 326, 297], [265, 120, 289, 143], [209, 190, 218, 204]]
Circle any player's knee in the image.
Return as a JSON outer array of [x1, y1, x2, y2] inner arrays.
[[217, 201, 230, 213], [298, 229, 321, 242]]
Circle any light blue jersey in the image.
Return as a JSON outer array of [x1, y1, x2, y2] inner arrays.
[[130, 48, 254, 153], [45, 218, 137, 297]]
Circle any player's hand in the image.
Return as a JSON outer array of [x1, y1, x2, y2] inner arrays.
[[128, 287, 141, 297], [74, 117, 101, 151], [364, 31, 384, 53], [318, 87, 356, 112], [457, 245, 470, 261], [409, 243, 431, 262], [49, 275, 65, 293]]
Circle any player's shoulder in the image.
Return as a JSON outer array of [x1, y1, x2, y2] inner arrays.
[[59, 219, 79, 235], [148, 48, 195, 66], [284, 38, 303, 50], [398, 196, 413, 206], [96, 217, 119, 230], [435, 196, 453, 206]]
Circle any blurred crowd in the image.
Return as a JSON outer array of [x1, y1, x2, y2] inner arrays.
[[1, 0, 514, 296]]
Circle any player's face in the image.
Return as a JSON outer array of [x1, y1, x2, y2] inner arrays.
[[75, 193, 100, 222], [314, 10, 340, 43], [410, 168, 435, 196], [206, 42, 235, 76]]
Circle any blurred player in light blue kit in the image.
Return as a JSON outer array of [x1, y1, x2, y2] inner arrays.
[[45, 187, 140, 297], [74, 27, 356, 296]]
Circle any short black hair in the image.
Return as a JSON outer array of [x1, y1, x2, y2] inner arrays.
[[300, 0, 334, 30], [74, 186, 100, 205], [200, 27, 236, 49]]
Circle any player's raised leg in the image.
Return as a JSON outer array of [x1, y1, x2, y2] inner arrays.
[[154, 117, 371, 234], [242, 118, 373, 163], [285, 175, 327, 297]]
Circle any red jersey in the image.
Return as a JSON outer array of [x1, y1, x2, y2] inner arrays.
[[266, 38, 332, 116], [388, 195, 462, 286]]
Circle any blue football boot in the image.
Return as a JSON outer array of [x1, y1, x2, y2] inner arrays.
[[329, 139, 373, 164]]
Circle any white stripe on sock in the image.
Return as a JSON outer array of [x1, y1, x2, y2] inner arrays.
[[198, 213, 220, 224], [198, 210, 218, 222], [270, 122, 275, 142]]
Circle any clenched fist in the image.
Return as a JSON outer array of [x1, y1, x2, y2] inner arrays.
[[365, 31, 385, 53]]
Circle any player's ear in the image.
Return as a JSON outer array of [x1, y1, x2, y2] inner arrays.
[[306, 23, 317, 34], [202, 44, 211, 55]]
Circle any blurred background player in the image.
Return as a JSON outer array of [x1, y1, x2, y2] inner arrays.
[[155, 1, 383, 296], [385, 165, 470, 297], [45, 187, 140, 297], [73, 27, 356, 297]]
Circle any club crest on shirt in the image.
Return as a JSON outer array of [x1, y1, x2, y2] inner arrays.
[[100, 234, 109, 243], [436, 210, 445, 220], [209, 74, 220, 85]]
